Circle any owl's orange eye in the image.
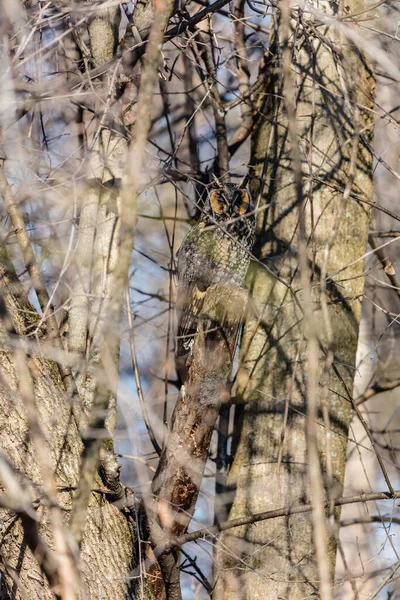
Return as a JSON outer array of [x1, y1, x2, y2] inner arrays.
[[210, 191, 224, 214], [236, 190, 250, 215]]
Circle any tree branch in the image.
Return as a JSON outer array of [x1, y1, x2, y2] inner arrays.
[[150, 283, 248, 599], [170, 489, 400, 549]]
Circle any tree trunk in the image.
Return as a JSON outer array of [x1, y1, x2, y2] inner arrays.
[[0, 245, 137, 599], [0, 0, 168, 596], [214, 3, 375, 598]]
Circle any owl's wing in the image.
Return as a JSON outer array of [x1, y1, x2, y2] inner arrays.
[[176, 282, 206, 362], [175, 229, 209, 382]]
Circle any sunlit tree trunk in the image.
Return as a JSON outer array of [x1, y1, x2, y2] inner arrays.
[[0, 244, 138, 599], [215, 2, 375, 598], [0, 0, 162, 597]]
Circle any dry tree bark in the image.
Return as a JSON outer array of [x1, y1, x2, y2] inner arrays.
[[150, 284, 248, 599], [0, 0, 382, 596], [0, 240, 137, 600], [0, 0, 172, 596], [214, 2, 375, 599]]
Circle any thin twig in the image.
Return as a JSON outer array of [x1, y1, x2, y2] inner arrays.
[[125, 288, 161, 456], [195, 30, 230, 177], [355, 378, 400, 406], [367, 560, 400, 600], [0, 163, 71, 389], [228, 0, 253, 156]]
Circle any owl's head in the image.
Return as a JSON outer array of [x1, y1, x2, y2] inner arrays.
[[206, 182, 253, 221]]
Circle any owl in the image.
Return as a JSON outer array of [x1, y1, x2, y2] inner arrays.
[[175, 182, 256, 381]]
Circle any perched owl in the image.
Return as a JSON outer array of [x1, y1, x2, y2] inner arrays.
[[175, 182, 256, 381]]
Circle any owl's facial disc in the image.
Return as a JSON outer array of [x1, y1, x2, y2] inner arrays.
[[210, 191, 225, 215], [209, 186, 252, 218], [236, 190, 250, 215]]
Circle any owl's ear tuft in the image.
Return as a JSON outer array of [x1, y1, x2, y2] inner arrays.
[[237, 189, 250, 214], [210, 191, 225, 214], [211, 174, 223, 188]]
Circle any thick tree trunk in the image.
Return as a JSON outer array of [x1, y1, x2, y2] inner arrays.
[[0, 247, 137, 600], [214, 3, 374, 598], [0, 0, 169, 596]]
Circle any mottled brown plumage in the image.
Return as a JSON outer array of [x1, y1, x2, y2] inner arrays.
[[175, 182, 255, 381]]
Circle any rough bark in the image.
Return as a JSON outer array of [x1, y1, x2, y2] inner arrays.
[[65, 0, 130, 554], [150, 284, 248, 599], [0, 244, 137, 600], [0, 0, 173, 595], [214, 3, 375, 598]]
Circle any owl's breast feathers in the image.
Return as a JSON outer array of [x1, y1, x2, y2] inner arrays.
[[175, 209, 255, 380]]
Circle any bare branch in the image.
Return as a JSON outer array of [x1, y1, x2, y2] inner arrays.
[[172, 489, 400, 548]]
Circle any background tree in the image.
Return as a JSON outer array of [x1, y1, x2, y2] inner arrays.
[[0, 0, 399, 598], [214, 2, 375, 598]]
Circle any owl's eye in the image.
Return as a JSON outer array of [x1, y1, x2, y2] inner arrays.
[[236, 190, 250, 215], [210, 191, 225, 215]]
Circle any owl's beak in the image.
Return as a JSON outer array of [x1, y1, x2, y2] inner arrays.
[[228, 205, 236, 217]]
